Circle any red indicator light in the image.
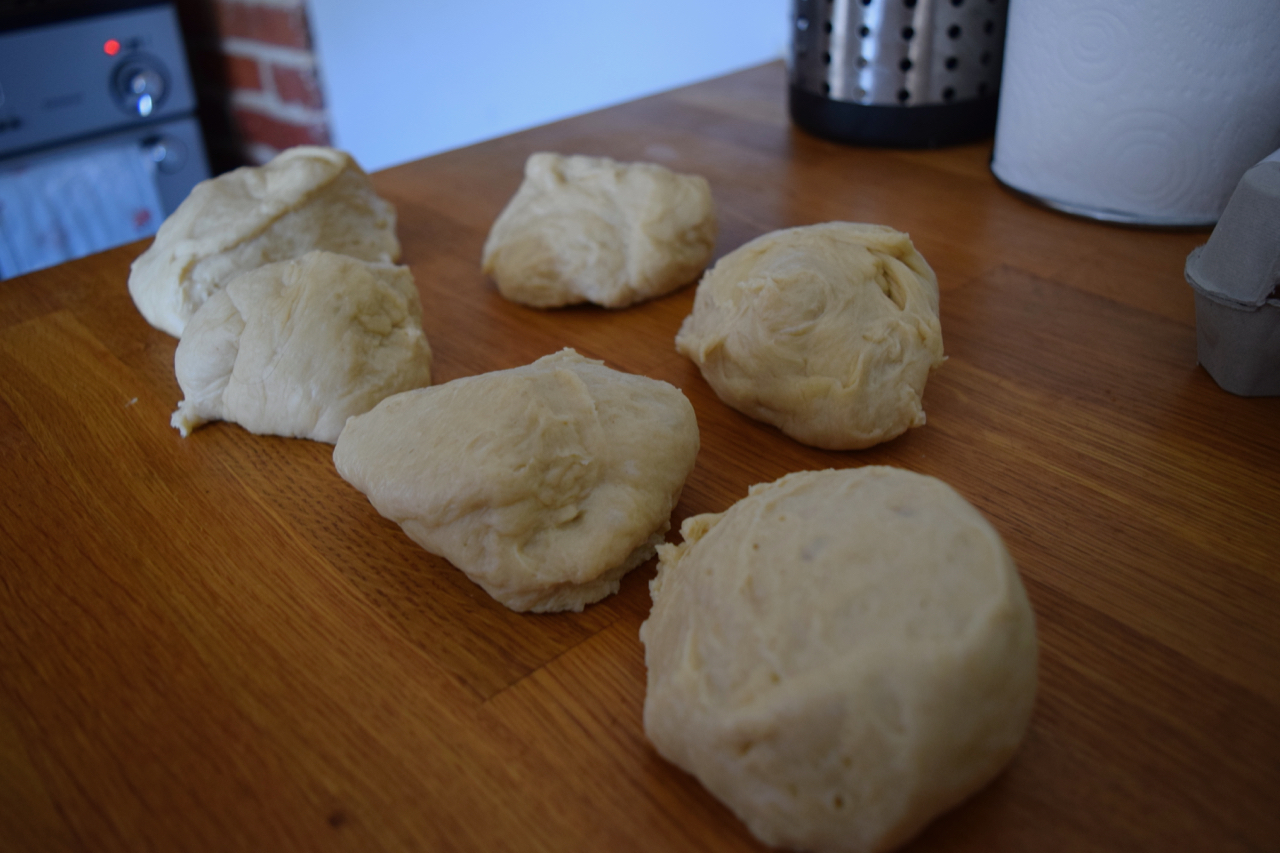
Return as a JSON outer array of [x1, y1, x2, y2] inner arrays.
[[104, 39, 121, 56]]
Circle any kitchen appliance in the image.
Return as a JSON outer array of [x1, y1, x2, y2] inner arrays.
[[0, 1, 209, 279], [788, 0, 1009, 147]]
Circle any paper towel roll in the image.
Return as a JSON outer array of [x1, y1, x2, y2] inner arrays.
[[990, 0, 1280, 226]]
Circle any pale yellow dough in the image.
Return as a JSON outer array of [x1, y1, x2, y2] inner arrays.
[[481, 153, 717, 308], [333, 349, 700, 613], [171, 251, 432, 443], [675, 222, 944, 450], [130, 145, 400, 337], [640, 467, 1037, 853]]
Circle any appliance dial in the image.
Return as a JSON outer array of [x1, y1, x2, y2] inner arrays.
[[112, 55, 169, 117], [142, 134, 188, 173]]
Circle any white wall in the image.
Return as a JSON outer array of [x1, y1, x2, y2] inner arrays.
[[307, 1, 788, 171]]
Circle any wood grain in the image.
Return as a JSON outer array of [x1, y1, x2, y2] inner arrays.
[[2, 62, 1278, 853]]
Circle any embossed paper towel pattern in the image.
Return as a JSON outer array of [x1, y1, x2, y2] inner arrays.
[[990, 0, 1280, 226]]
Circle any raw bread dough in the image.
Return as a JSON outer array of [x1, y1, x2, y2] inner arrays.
[[130, 145, 400, 337], [171, 251, 432, 443], [640, 467, 1037, 853], [481, 153, 717, 308], [333, 349, 700, 613], [675, 222, 944, 450]]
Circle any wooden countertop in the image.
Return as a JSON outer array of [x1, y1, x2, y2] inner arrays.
[[2, 62, 1277, 852]]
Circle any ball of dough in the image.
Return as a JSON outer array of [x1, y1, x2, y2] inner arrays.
[[130, 145, 400, 337], [481, 152, 717, 308], [640, 467, 1037, 853], [675, 222, 944, 450], [333, 349, 700, 613], [171, 251, 432, 443]]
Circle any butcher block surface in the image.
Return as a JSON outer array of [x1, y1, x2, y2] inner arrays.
[[2, 62, 1278, 852]]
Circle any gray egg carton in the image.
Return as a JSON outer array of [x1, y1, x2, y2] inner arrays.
[[1185, 156, 1280, 396]]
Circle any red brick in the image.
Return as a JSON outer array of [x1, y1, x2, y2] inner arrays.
[[216, 1, 311, 50], [233, 107, 330, 151], [272, 65, 324, 109], [223, 54, 263, 92]]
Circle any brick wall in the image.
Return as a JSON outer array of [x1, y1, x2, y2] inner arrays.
[[176, 0, 332, 171]]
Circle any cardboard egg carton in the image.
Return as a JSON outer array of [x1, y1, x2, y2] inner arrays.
[[1184, 153, 1280, 396]]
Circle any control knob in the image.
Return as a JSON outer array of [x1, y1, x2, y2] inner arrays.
[[112, 55, 168, 118]]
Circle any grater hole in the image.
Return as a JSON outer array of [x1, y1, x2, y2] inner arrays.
[[823, 51, 832, 65], [978, 81, 989, 96], [897, 88, 911, 103], [951, 0, 965, 5], [945, 56, 959, 70], [984, 19, 995, 34], [796, 17, 810, 31], [823, 82, 831, 95], [856, 56, 869, 68], [899, 57, 913, 71], [980, 50, 992, 65], [901, 26, 914, 40], [904, 0, 917, 8], [943, 86, 956, 101], [947, 24, 962, 38], [860, 25, 871, 37]]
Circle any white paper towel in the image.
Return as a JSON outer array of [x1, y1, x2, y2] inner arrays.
[[991, 0, 1280, 226]]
